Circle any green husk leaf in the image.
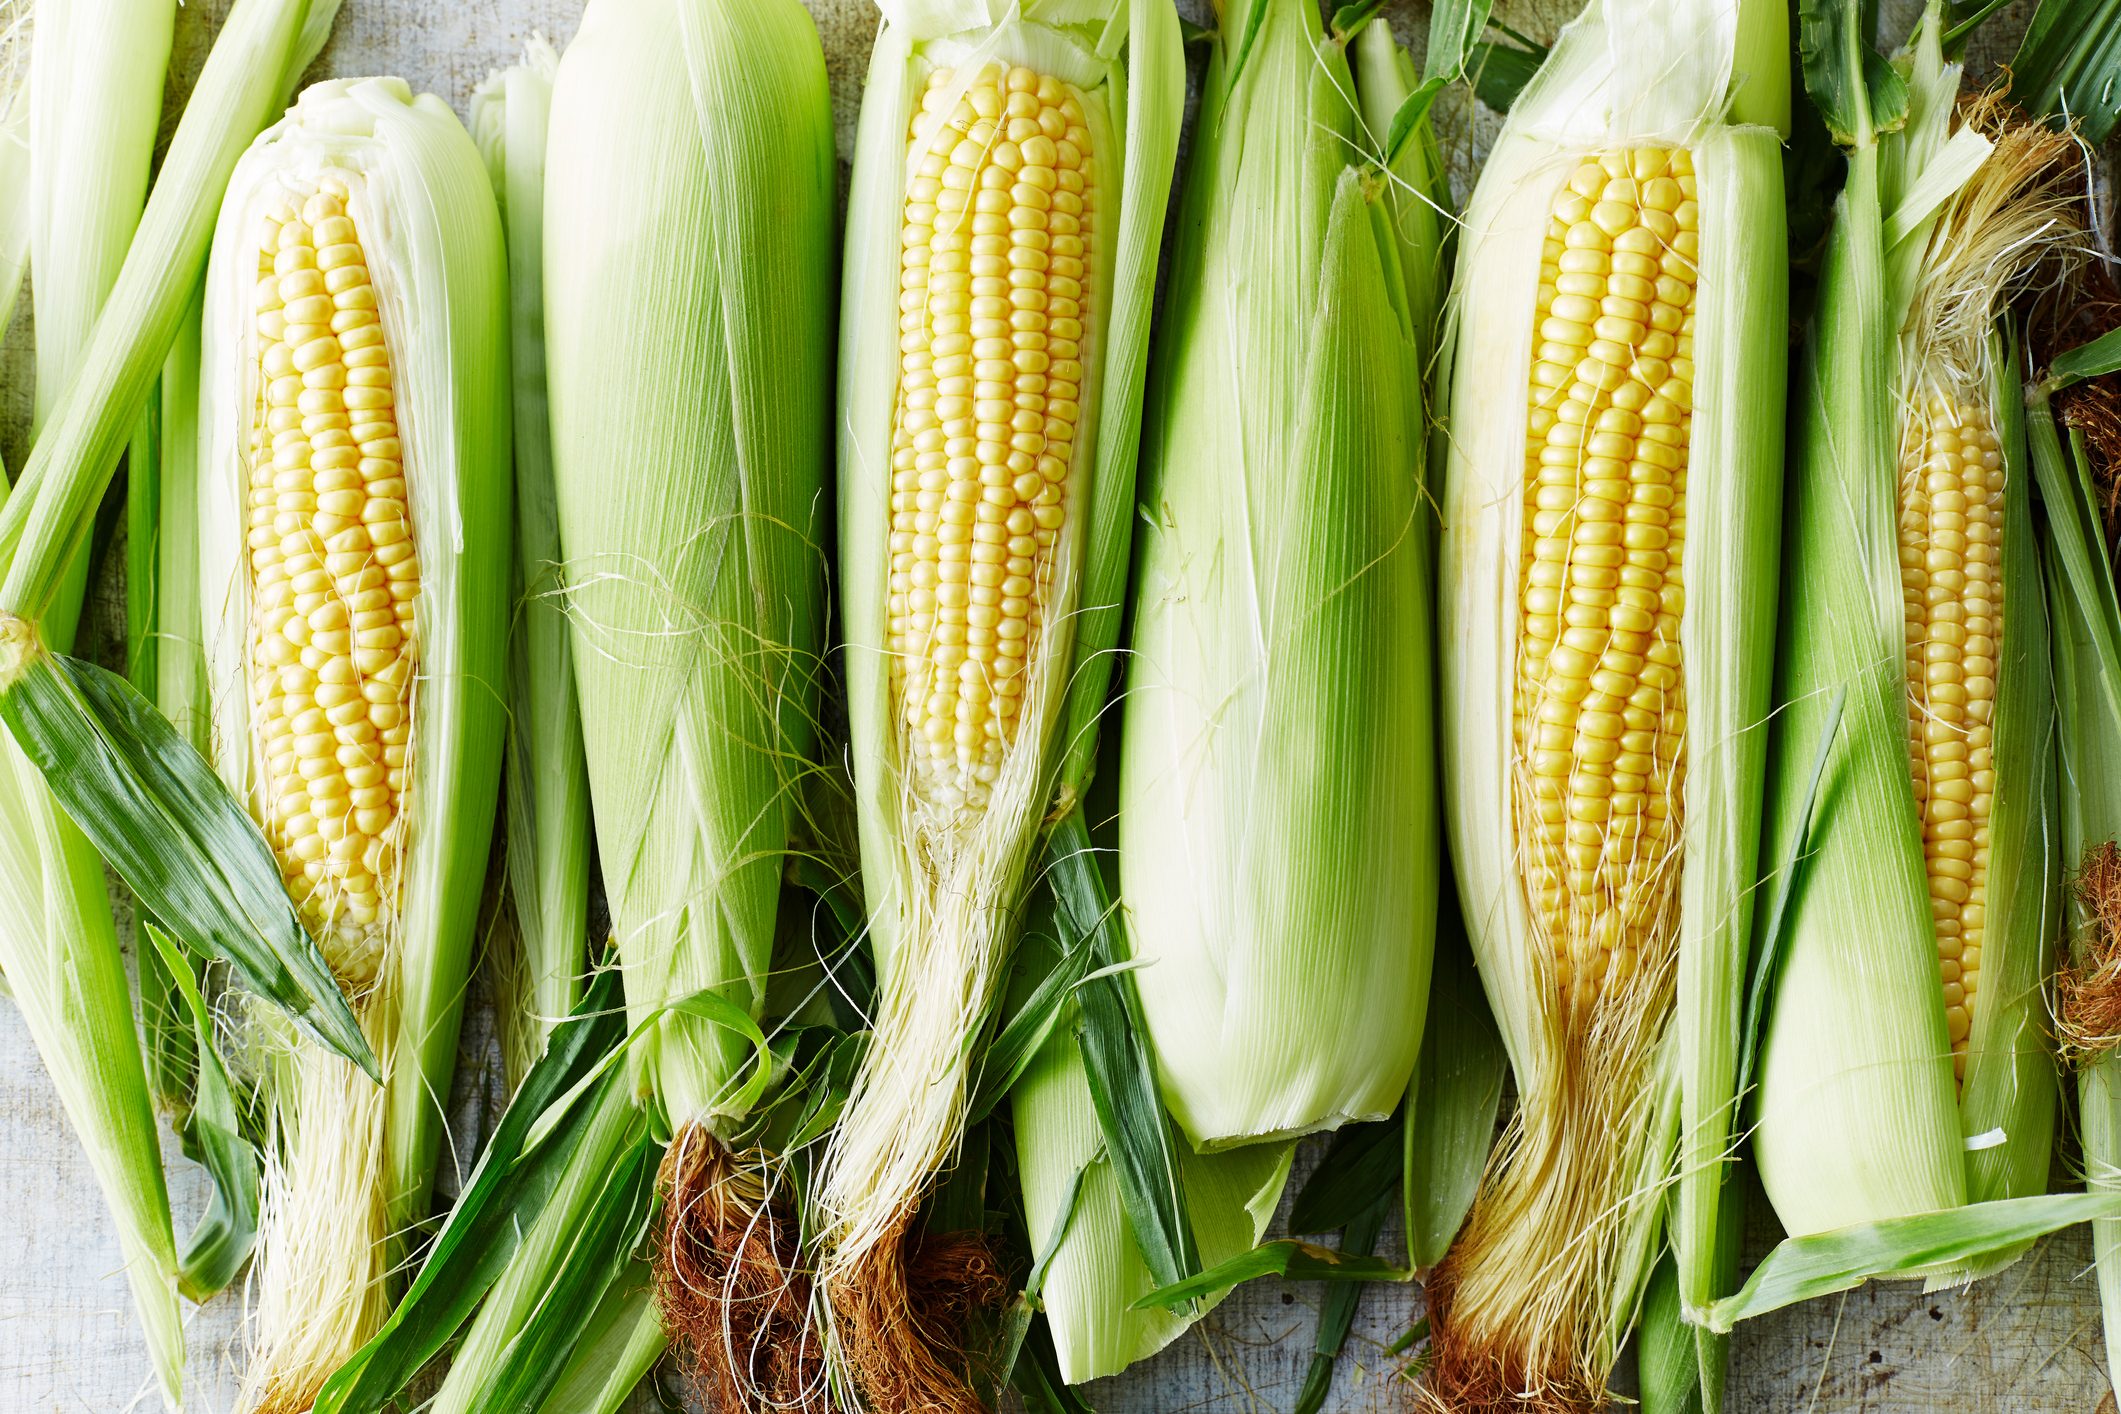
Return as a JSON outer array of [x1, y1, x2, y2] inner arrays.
[[2010, 0, 2121, 142], [534, 1263, 666, 1414], [1290, 1113, 1402, 1235], [1424, 0, 1494, 82], [1468, 38, 1544, 113], [1047, 814, 1199, 1291], [1705, 1193, 2121, 1330], [968, 913, 1096, 1125], [457, 1126, 660, 1414], [1403, 879, 1505, 1271], [143, 918, 260, 1302], [1134, 1239, 1412, 1310], [0, 649, 372, 1072], [1328, 0, 1386, 42], [1293, 1194, 1390, 1414], [1011, 1319, 1096, 1414], [522, 980, 771, 1153], [1797, 0, 1909, 145], [0, 741, 181, 1405], [1736, 687, 1848, 1104], [1641, 1250, 1704, 1414], [312, 969, 629, 1414], [2050, 328, 2121, 387]]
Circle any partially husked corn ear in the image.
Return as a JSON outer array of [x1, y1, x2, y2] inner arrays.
[[831, 1, 1181, 1403], [1518, 148, 1698, 1015], [1750, 50, 2072, 1254], [199, 76, 509, 1411], [1435, 0, 1788, 1399], [1897, 388, 2003, 1065], [889, 63, 1097, 815], [245, 177, 416, 986]]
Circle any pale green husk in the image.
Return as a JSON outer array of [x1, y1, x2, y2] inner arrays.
[[2, 3, 182, 1405], [1752, 11, 2065, 1280], [544, 0, 832, 1142], [196, 76, 510, 1410], [469, 37, 589, 1087], [1118, 0, 1434, 1152], [826, 0, 1182, 1311], [1014, 1001, 1291, 1384], [1435, 0, 1787, 1398]]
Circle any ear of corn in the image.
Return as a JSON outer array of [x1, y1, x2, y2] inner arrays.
[[1435, 0, 1788, 1401], [196, 76, 510, 1410], [544, 0, 831, 1142], [1118, 0, 1434, 1151], [1752, 11, 2068, 1273], [826, 4, 1182, 1390], [469, 38, 589, 1088]]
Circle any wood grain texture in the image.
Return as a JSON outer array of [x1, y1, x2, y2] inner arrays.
[[0, 1, 2109, 1410]]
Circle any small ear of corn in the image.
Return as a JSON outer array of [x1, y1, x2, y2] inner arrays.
[[199, 76, 510, 1412], [1751, 20, 2071, 1262]]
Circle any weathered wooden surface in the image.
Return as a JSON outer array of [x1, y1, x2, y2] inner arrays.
[[1, 1, 2112, 1410]]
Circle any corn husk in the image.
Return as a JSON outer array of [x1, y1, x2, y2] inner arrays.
[[469, 37, 589, 1086], [827, 0, 1183, 1401], [543, 0, 834, 1402], [196, 76, 510, 1411], [1434, 0, 1788, 1402], [1119, 0, 1434, 1150], [1752, 9, 2070, 1277]]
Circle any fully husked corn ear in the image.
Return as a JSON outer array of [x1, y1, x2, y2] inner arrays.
[[1897, 389, 2002, 1065], [246, 177, 416, 985], [1519, 148, 1698, 1015], [890, 63, 1096, 814]]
